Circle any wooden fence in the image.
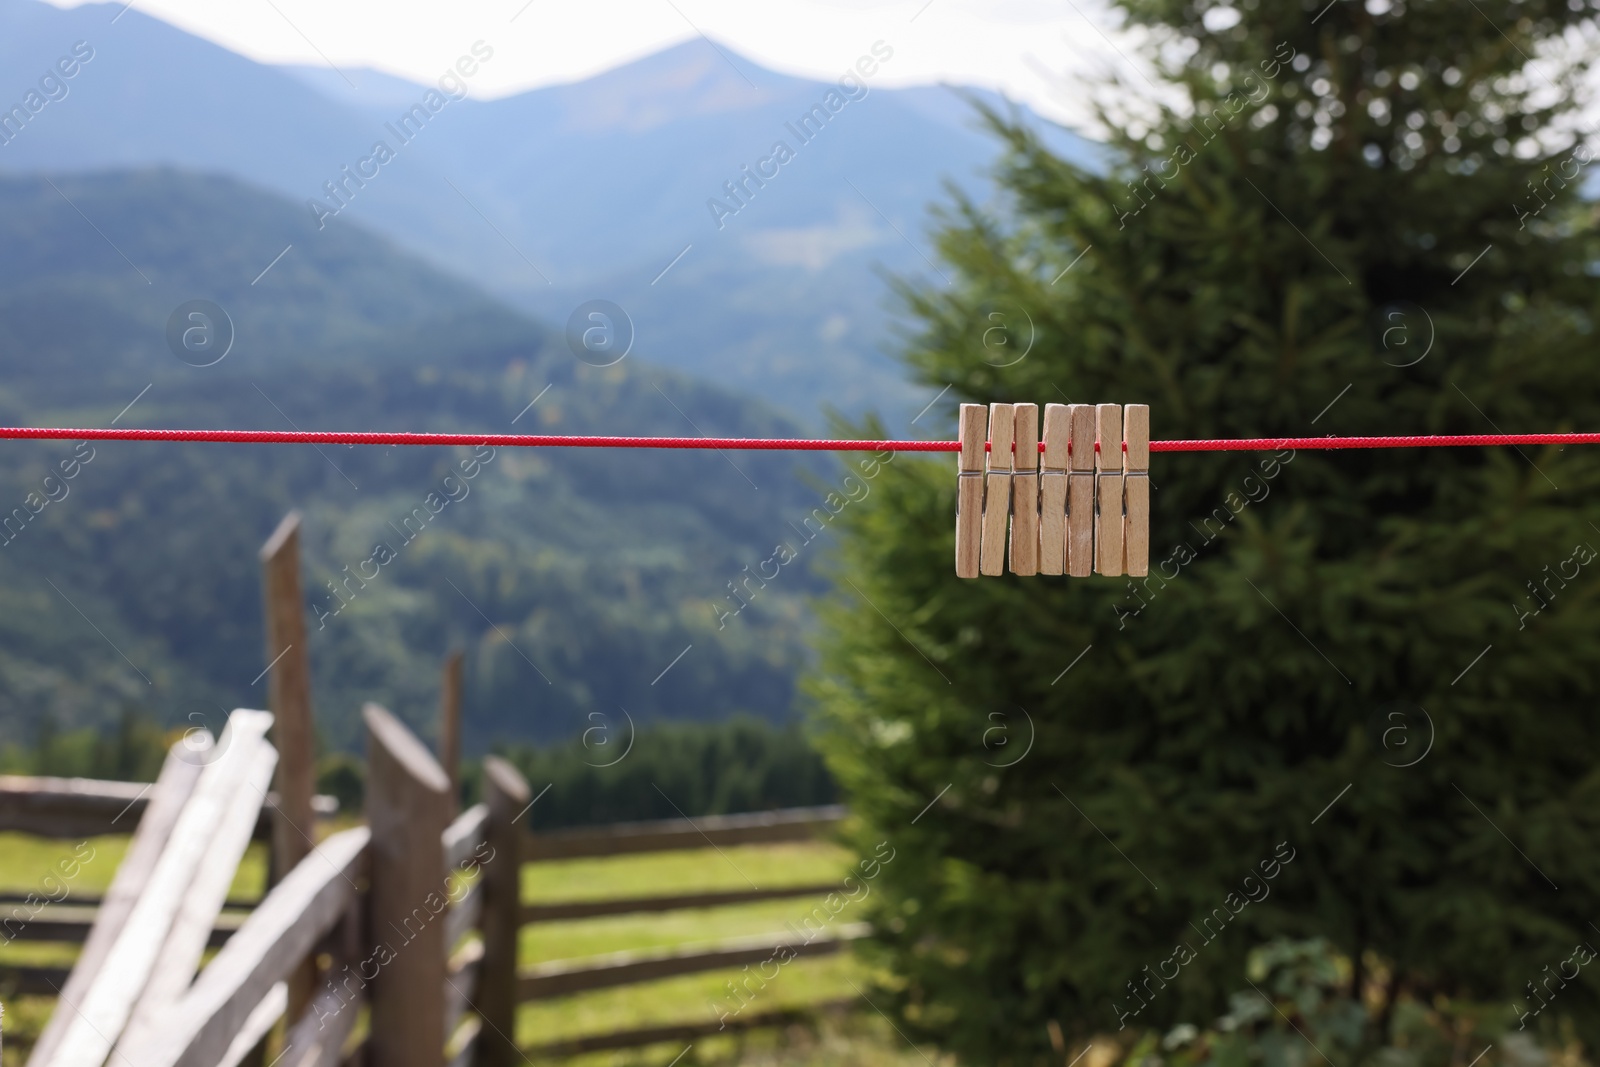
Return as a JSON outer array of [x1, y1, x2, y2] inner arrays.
[[0, 510, 858, 1065], [1, 727, 853, 1066]]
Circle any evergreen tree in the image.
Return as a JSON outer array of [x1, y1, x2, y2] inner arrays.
[[494, 716, 836, 828], [811, 0, 1600, 1061]]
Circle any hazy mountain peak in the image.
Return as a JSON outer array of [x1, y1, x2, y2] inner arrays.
[[278, 64, 438, 113], [0, 0, 1095, 424], [526, 38, 801, 134]]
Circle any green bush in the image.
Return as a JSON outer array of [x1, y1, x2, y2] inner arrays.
[[1122, 939, 1547, 1067], [0, 707, 167, 781], [809, 0, 1600, 1060], [315, 751, 367, 814]]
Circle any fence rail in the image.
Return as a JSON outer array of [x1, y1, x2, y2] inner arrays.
[[3, 762, 854, 1064], [5, 754, 850, 1067], [2, 510, 859, 1066], [4, 964, 73, 995], [122, 825, 370, 1067], [0, 774, 339, 840], [526, 805, 845, 859], [519, 924, 867, 1000], [521, 882, 841, 923], [524, 997, 860, 1059], [2, 906, 244, 946], [0, 775, 149, 838], [0, 892, 258, 910]]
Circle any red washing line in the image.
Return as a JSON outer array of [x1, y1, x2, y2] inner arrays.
[[0, 427, 1596, 452]]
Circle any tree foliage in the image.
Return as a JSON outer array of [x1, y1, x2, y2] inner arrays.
[[1122, 938, 1540, 1067], [0, 707, 168, 782], [811, 0, 1600, 1060], [494, 715, 836, 829]]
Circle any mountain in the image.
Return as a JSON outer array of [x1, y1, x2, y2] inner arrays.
[[0, 0, 1098, 424], [0, 167, 861, 752]]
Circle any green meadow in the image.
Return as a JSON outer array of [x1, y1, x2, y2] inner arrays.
[[0, 834, 936, 1066]]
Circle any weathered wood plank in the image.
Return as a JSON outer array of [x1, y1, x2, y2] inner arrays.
[[478, 756, 530, 1067], [0, 774, 151, 838], [118, 734, 278, 1053], [261, 511, 318, 1022], [111, 826, 369, 1067], [279, 897, 365, 1067], [442, 961, 480, 1040], [522, 883, 841, 924], [442, 804, 488, 871], [0, 890, 257, 911], [214, 981, 286, 1067], [260, 512, 317, 876], [439, 650, 463, 814], [444, 1017, 480, 1067], [278, 972, 363, 1067], [364, 703, 450, 1067], [0, 778, 334, 842], [40, 711, 274, 1067], [3, 902, 246, 946], [21, 740, 206, 1067], [443, 880, 483, 949], [442, 939, 483, 1039], [527, 805, 845, 860], [519, 924, 867, 1001], [339, 1037, 366, 1067]]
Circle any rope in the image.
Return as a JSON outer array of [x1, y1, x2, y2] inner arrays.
[[1149, 433, 1600, 452], [0, 427, 951, 450], [0, 426, 1597, 452]]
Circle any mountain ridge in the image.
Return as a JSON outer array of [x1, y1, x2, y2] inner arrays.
[[0, 166, 844, 751], [0, 0, 1096, 424]]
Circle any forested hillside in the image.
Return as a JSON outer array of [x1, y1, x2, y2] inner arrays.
[[0, 0, 1094, 424], [0, 169, 853, 751]]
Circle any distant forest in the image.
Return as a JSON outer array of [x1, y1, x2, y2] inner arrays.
[[0, 710, 836, 828], [0, 170, 855, 752]]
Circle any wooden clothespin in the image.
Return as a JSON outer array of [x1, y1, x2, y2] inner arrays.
[[1124, 404, 1150, 577], [1039, 404, 1069, 575], [1066, 404, 1095, 577], [1095, 404, 1124, 576], [980, 403, 1015, 576], [1010, 404, 1040, 576], [955, 404, 986, 579], [954, 397, 1151, 580]]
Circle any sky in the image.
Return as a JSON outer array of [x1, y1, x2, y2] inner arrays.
[[41, 0, 1141, 125]]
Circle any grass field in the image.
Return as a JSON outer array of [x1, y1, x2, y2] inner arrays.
[[0, 832, 944, 1067], [512, 841, 933, 1065]]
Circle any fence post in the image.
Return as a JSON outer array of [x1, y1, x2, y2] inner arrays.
[[364, 703, 451, 1067], [439, 650, 463, 815], [260, 510, 317, 1020], [478, 756, 530, 1067]]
